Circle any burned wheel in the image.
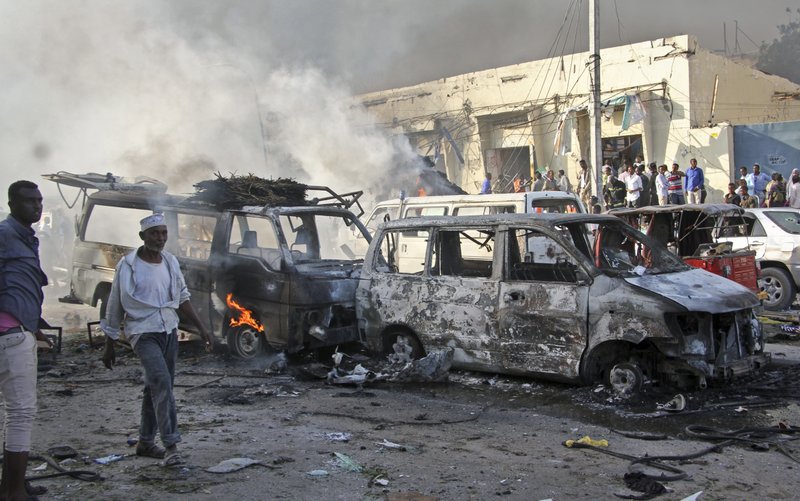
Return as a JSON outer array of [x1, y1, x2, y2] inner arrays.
[[227, 325, 263, 359], [607, 362, 644, 396], [383, 330, 424, 361], [759, 267, 796, 311]]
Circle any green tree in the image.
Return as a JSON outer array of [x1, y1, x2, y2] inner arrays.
[[757, 8, 800, 84]]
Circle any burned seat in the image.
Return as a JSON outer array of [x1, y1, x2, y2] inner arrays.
[[237, 230, 282, 269]]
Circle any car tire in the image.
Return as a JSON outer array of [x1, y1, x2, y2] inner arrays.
[[759, 267, 796, 311], [226, 325, 264, 359], [607, 362, 644, 396]]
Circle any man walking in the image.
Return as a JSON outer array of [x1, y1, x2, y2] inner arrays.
[[685, 158, 704, 204], [102, 213, 214, 467], [0, 180, 53, 501]]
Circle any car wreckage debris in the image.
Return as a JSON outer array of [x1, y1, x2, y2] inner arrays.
[[326, 349, 454, 385]]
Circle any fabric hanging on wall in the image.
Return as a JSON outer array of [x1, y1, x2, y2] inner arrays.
[[621, 94, 646, 131]]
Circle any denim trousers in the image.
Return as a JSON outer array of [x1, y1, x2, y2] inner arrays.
[[0, 330, 37, 452], [133, 330, 180, 448]]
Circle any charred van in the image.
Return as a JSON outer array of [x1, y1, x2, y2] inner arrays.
[[356, 213, 769, 391], [45, 172, 371, 358]]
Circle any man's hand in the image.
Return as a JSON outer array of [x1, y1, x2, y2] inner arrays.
[[34, 330, 54, 350], [102, 337, 116, 369], [202, 332, 217, 353]]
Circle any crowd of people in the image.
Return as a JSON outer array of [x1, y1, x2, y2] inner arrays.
[[480, 156, 800, 212]]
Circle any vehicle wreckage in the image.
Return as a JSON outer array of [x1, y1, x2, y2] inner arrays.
[[356, 213, 770, 392], [45, 171, 371, 358]]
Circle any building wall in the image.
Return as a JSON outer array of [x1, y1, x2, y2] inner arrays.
[[359, 35, 800, 198]]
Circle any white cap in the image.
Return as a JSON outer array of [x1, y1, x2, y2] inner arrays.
[[140, 212, 166, 232]]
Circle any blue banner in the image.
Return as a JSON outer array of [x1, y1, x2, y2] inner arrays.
[[733, 120, 800, 178]]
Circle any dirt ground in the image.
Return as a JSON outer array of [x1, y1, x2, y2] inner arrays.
[[22, 298, 800, 501]]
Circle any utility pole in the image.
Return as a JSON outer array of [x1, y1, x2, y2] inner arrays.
[[589, 0, 602, 200]]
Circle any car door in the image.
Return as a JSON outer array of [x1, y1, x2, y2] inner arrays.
[[717, 213, 767, 258], [497, 226, 590, 379], [422, 226, 498, 368], [164, 209, 219, 333]]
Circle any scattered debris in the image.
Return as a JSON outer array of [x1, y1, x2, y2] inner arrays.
[[307, 469, 329, 477], [656, 394, 686, 412], [390, 349, 453, 383], [94, 454, 125, 465], [610, 430, 668, 441], [327, 349, 454, 385], [333, 452, 363, 472], [780, 324, 800, 335], [679, 492, 703, 501], [226, 394, 253, 405], [206, 457, 273, 473], [376, 439, 407, 451], [563, 436, 609, 448], [325, 432, 352, 442], [47, 445, 78, 459], [186, 376, 225, 392], [617, 471, 668, 500]]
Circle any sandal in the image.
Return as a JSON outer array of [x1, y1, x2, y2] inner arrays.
[[25, 481, 47, 496], [163, 452, 185, 467], [135, 442, 166, 459]]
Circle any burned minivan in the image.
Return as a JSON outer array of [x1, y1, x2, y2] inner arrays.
[[356, 213, 769, 391], [45, 172, 371, 359]]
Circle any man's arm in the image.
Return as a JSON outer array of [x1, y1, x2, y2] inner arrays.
[[101, 262, 125, 369]]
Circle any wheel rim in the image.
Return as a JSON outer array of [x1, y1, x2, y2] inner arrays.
[[231, 327, 260, 358], [760, 276, 784, 308], [609, 363, 642, 396]]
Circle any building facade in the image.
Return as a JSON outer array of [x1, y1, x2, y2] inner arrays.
[[358, 35, 800, 202]]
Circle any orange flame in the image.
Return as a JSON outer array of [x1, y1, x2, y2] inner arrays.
[[418, 187, 427, 197], [225, 293, 265, 332]]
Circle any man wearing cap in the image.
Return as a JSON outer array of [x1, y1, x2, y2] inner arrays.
[[102, 212, 214, 467], [0, 180, 53, 501]]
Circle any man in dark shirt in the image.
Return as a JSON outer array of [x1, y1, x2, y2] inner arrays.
[[724, 183, 741, 206], [0, 180, 52, 501], [603, 175, 627, 209]]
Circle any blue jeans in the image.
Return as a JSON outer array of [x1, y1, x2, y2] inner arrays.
[[668, 192, 685, 205], [133, 330, 180, 448]]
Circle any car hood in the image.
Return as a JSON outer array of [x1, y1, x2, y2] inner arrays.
[[624, 268, 760, 313]]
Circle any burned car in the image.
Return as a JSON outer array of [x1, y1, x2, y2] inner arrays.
[[356, 213, 769, 391], [45, 172, 371, 358]]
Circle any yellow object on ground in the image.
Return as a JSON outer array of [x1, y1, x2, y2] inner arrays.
[[563, 436, 609, 448]]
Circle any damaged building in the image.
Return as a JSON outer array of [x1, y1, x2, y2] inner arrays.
[[357, 35, 800, 201]]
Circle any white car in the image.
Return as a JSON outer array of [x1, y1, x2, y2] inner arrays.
[[717, 208, 800, 310]]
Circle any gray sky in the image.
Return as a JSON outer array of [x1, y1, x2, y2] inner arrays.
[[0, 0, 791, 203]]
